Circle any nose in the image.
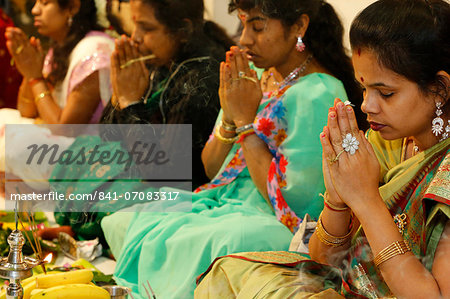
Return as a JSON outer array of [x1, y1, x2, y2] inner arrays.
[[361, 91, 380, 115], [239, 26, 253, 48], [31, 2, 40, 16]]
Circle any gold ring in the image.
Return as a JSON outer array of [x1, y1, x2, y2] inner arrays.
[[15, 45, 23, 54], [329, 149, 345, 165]]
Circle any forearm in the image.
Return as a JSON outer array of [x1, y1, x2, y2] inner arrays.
[[30, 80, 62, 124], [17, 78, 37, 117], [239, 134, 273, 202], [352, 195, 443, 298], [309, 207, 352, 265], [201, 125, 234, 179]]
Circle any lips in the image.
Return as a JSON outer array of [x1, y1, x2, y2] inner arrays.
[[245, 50, 258, 61], [369, 121, 386, 131]]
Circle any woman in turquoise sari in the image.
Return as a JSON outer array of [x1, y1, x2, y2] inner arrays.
[[195, 0, 450, 298], [101, 0, 364, 298]]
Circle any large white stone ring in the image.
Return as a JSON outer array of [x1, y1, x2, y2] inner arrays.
[[342, 133, 359, 155], [238, 71, 245, 78]]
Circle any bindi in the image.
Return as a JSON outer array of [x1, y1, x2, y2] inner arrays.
[[238, 13, 247, 22], [357, 48, 361, 56], [360, 77, 364, 83]]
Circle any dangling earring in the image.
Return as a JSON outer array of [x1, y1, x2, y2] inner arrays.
[[431, 102, 444, 137], [67, 16, 73, 27], [296, 35, 305, 52], [442, 120, 450, 140]]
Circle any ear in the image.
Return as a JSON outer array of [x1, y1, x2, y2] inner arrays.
[[69, 0, 81, 16], [293, 14, 310, 38], [435, 70, 450, 106]]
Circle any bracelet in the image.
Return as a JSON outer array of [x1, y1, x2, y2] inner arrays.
[[34, 91, 51, 104], [219, 122, 236, 134], [315, 213, 352, 247], [321, 193, 349, 212], [236, 129, 255, 143], [28, 77, 45, 88], [214, 127, 238, 144], [220, 119, 236, 132], [373, 240, 411, 267], [236, 123, 254, 134]]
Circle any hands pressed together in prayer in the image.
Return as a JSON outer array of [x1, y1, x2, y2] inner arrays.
[[220, 46, 261, 128], [320, 99, 381, 212], [5, 27, 44, 79], [111, 35, 150, 110]]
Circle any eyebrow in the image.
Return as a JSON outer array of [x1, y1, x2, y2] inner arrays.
[[368, 82, 393, 88], [246, 16, 266, 23]]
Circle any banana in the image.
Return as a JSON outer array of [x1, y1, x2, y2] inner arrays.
[[35, 269, 93, 288], [30, 284, 110, 299]]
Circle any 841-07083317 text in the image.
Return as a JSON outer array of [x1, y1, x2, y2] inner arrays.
[[9, 191, 180, 201]]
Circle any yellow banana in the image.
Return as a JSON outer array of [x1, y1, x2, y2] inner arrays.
[[36, 269, 93, 288], [30, 284, 110, 299]]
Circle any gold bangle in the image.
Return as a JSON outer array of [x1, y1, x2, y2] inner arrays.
[[315, 213, 352, 247], [219, 122, 236, 134], [221, 119, 237, 131], [321, 192, 349, 211], [34, 91, 51, 104], [373, 240, 411, 267], [214, 126, 238, 144]]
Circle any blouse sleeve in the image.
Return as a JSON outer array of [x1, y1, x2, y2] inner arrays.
[[67, 35, 115, 104], [266, 74, 348, 231]]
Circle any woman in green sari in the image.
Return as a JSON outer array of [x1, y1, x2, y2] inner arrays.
[[101, 0, 365, 297], [195, 0, 450, 298]]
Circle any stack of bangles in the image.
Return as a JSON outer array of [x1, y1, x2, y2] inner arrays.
[[315, 212, 353, 247], [214, 120, 255, 144], [373, 240, 411, 267]]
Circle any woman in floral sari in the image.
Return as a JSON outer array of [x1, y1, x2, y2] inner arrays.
[[195, 0, 449, 298], [101, 0, 364, 297]]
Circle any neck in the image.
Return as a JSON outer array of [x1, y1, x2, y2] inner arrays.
[[275, 51, 312, 79], [52, 28, 70, 45]]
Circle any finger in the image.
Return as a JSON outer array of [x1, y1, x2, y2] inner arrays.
[[234, 47, 247, 76], [123, 37, 134, 66], [360, 130, 373, 154], [223, 63, 232, 90], [320, 126, 338, 166], [115, 37, 126, 66], [219, 62, 225, 95], [240, 50, 252, 75], [335, 100, 352, 136], [111, 51, 120, 78], [328, 108, 343, 151], [131, 41, 146, 74], [229, 46, 239, 80], [344, 103, 359, 135]]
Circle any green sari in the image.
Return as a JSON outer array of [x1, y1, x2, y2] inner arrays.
[[195, 131, 450, 298]]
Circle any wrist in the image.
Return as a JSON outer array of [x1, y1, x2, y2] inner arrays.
[[234, 118, 254, 128]]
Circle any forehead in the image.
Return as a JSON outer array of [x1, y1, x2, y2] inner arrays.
[[238, 8, 266, 21], [352, 49, 408, 84], [130, 0, 158, 22]]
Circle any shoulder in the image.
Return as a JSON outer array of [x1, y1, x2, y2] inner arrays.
[[283, 73, 348, 113], [72, 31, 115, 58], [287, 73, 347, 100]]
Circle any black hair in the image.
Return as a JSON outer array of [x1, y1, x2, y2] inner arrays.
[[350, 0, 450, 115], [48, 0, 104, 85], [229, 0, 366, 129], [139, 0, 234, 62]]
